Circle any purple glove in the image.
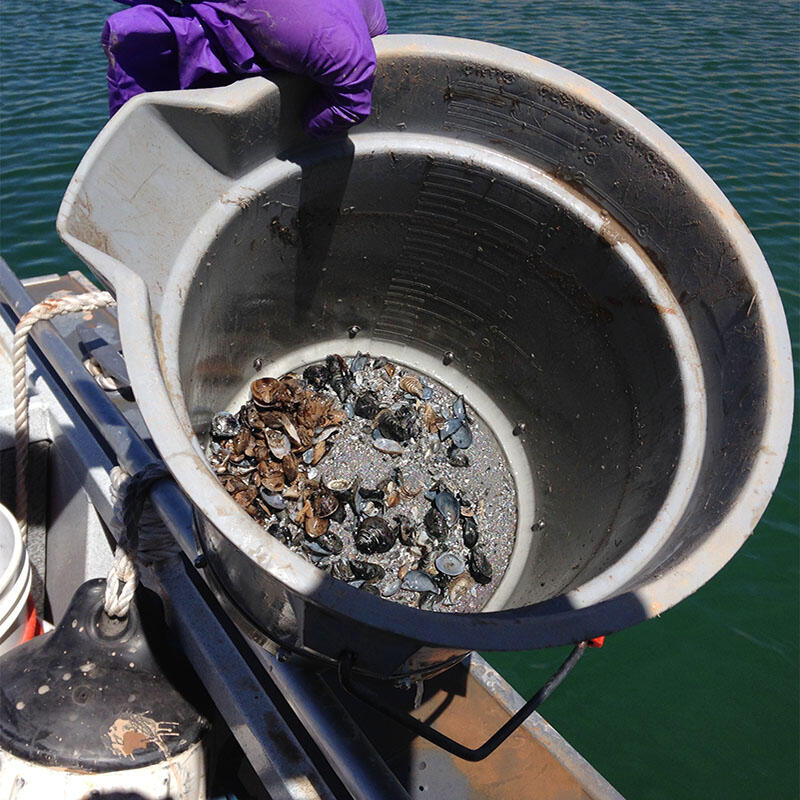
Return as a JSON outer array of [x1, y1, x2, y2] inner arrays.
[[102, 0, 387, 137]]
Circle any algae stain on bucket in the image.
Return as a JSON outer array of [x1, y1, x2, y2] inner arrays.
[[0, 503, 32, 655]]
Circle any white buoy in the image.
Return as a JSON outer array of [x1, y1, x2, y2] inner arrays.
[[0, 502, 31, 656], [0, 580, 208, 800]]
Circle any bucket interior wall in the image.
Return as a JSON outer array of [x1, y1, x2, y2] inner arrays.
[[55, 36, 793, 664], [179, 148, 686, 607]]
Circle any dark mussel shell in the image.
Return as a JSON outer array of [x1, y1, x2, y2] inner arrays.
[[358, 486, 385, 502], [354, 391, 381, 420], [211, 411, 241, 439], [378, 405, 416, 443], [310, 489, 340, 518], [329, 478, 358, 515], [259, 489, 287, 511], [304, 539, 331, 557], [438, 418, 463, 441], [468, 548, 493, 584], [417, 548, 437, 573], [450, 423, 473, 449], [331, 560, 354, 582], [326, 354, 354, 402], [401, 570, 438, 593], [393, 514, 417, 546], [461, 516, 479, 549], [432, 572, 452, 592], [267, 523, 293, 546], [354, 516, 396, 554], [349, 559, 386, 582], [325, 353, 348, 377], [424, 507, 449, 540], [331, 376, 353, 403], [447, 444, 469, 467], [418, 592, 437, 610], [329, 503, 347, 524], [434, 489, 460, 527], [316, 531, 344, 555], [350, 352, 369, 372], [303, 363, 330, 390]]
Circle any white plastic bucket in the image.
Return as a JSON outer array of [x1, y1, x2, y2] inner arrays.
[[0, 503, 32, 655]]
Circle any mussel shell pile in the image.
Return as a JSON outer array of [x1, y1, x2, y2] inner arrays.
[[206, 353, 517, 612]]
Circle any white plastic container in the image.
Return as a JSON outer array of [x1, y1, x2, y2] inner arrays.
[[0, 503, 31, 655]]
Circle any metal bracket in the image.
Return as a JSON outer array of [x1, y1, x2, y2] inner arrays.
[[77, 318, 131, 393], [338, 642, 588, 762]]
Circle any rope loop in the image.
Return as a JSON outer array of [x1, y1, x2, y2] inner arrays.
[[10, 289, 180, 621], [104, 463, 174, 619], [13, 290, 116, 542]]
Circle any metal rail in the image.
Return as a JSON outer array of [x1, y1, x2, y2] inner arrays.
[[0, 259, 412, 800], [0, 259, 623, 799]]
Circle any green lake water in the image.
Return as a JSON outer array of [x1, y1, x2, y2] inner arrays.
[[1, 2, 797, 797]]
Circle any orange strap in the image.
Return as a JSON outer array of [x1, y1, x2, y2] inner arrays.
[[21, 595, 43, 642]]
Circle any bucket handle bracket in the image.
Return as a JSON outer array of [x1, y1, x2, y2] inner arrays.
[[337, 641, 589, 762]]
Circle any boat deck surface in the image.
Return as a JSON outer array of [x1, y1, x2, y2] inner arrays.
[[0, 262, 622, 799]]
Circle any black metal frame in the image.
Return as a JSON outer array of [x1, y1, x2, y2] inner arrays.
[[338, 641, 588, 762]]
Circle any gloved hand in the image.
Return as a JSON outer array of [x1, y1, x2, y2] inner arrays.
[[102, 0, 387, 138]]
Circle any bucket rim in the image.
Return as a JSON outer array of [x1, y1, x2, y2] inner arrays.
[[57, 34, 795, 652]]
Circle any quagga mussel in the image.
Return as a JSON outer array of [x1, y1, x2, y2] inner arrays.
[[206, 351, 517, 612]]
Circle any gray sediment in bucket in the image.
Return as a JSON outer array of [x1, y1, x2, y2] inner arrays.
[[57, 35, 793, 678], [210, 349, 530, 614]]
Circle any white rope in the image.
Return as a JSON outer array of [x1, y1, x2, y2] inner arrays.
[[104, 463, 178, 619], [105, 540, 139, 619], [11, 290, 180, 620], [13, 291, 116, 542]]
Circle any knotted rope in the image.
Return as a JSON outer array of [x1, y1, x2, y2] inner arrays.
[[13, 291, 116, 542], [104, 463, 178, 618], [12, 290, 179, 619]]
